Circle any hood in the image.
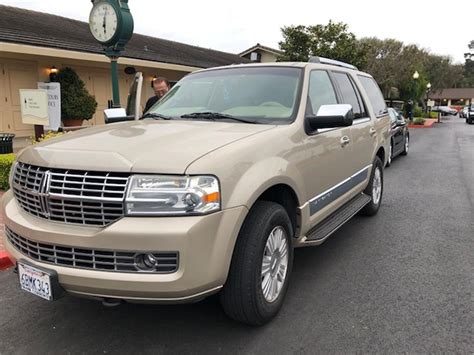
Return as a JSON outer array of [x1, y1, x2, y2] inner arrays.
[[18, 120, 275, 173]]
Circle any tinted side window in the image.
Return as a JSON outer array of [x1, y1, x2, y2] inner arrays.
[[388, 109, 398, 123], [333, 72, 364, 118], [358, 76, 387, 117], [307, 70, 337, 115]]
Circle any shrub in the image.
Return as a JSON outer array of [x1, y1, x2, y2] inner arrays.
[[0, 153, 15, 190], [55, 67, 97, 121], [30, 131, 67, 145], [413, 106, 423, 118], [413, 117, 425, 125]]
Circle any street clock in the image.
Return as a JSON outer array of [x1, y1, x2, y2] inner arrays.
[[89, 0, 134, 107], [89, 0, 134, 51]]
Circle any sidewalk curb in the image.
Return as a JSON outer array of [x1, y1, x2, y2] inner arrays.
[[0, 251, 13, 270]]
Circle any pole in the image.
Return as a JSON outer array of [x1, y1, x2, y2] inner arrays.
[[110, 56, 120, 108], [34, 125, 44, 141]]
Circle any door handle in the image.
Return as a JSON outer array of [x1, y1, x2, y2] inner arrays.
[[369, 127, 377, 137], [340, 135, 350, 147]]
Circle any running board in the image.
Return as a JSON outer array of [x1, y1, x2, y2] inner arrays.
[[304, 193, 371, 242]]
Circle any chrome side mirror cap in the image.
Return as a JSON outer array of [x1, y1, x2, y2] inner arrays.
[[307, 104, 354, 130]]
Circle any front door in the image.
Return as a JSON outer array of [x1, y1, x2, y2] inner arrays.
[[301, 70, 355, 227]]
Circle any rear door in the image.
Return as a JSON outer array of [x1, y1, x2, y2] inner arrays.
[[332, 71, 374, 184]]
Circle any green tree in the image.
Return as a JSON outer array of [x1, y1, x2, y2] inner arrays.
[[278, 21, 368, 68], [461, 40, 474, 87], [56, 67, 97, 121], [359, 37, 404, 98], [424, 55, 464, 89], [360, 39, 428, 102], [360, 38, 464, 103]]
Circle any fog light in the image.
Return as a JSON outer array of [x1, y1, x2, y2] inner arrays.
[[135, 253, 158, 271]]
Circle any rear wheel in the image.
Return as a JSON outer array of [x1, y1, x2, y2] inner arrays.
[[359, 156, 383, 216], [220, 201, 293, 325]]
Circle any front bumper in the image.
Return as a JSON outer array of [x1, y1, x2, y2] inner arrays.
[[1, 190, 248, 303]]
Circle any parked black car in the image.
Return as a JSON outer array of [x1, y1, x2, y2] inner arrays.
[[387, 108, 409, 166], [466, 104, 474, 124]]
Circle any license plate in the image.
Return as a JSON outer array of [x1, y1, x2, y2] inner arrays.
[[18, 262, 53, 301]]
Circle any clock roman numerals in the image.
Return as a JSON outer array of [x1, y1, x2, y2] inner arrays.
[[89, 2, 118, 43]]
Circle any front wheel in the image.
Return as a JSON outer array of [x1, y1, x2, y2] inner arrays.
[[359, 156, 384, 216], [386, 142, 393, 167], [400, 135, 409, 156], [220, 201, 294, 325]]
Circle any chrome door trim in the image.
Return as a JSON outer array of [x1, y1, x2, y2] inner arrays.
[[308, 165, 372, 215]]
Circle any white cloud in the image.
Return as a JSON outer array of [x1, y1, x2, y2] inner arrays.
[[1, 0, 470, 63]]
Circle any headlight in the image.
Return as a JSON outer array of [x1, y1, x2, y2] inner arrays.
[[125, 175, 220, 216]]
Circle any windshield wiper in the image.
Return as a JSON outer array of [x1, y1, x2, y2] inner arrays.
[[142, 113, 174, 120], [180, 112, 257, 124]]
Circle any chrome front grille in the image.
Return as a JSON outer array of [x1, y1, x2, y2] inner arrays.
[[12, 162, 129, 226], [6, 228, 179, 274]]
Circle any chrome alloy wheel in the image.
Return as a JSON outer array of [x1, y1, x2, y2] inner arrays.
[[261, 226, 289, 303], [372, 167, 382, 205], [388, 144, 392, 165], [405, 136, 409, 153]]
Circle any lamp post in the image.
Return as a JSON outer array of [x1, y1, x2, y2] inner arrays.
[[425, 82, 431, 114], [408, 71, 419, 121]]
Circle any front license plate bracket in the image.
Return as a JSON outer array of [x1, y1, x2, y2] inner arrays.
[[17, 259, 65, 301]]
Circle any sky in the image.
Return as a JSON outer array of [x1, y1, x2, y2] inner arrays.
[[1, 0, 471, 64]]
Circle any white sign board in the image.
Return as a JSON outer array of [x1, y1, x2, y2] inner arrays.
[[20, 89, 49, 125], [38, 82, 61, 131]]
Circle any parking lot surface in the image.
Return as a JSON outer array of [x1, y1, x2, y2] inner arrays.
[[0, 118, 472, 353]]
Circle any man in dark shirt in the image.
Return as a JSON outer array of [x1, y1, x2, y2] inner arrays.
[[143, 77, 170, 113]]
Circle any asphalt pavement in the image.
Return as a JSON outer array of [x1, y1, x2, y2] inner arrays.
[[0, 117, 473, 354]]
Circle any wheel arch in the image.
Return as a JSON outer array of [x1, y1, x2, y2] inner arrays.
[[376, 146, 386, 166], [254, 184, 301, 238]]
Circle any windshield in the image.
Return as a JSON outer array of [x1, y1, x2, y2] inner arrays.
[[145, 66, 303, 124]]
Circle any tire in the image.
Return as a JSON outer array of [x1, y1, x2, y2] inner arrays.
[[220, 201, 294, 326], [359, 156, 383, 216], [386, 141, 393, 167], [469, 118, 473, 125], [400, 135, 409, 156]]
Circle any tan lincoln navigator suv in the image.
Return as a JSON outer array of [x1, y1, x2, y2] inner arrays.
[[1, 58, 390, 325]]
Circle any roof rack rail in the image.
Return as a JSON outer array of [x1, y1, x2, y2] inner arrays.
[[309, 56, 358, 70]]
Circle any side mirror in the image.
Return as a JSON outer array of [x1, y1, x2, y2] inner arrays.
[[104, 108, 135, 124], [307, 104, 354, 130]]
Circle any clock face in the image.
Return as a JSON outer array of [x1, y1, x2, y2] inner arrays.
[[89, 2, 118, 43]]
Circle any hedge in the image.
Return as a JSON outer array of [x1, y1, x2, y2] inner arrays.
[[0, 153, 15, 190], [413, 117, 425, 125]]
